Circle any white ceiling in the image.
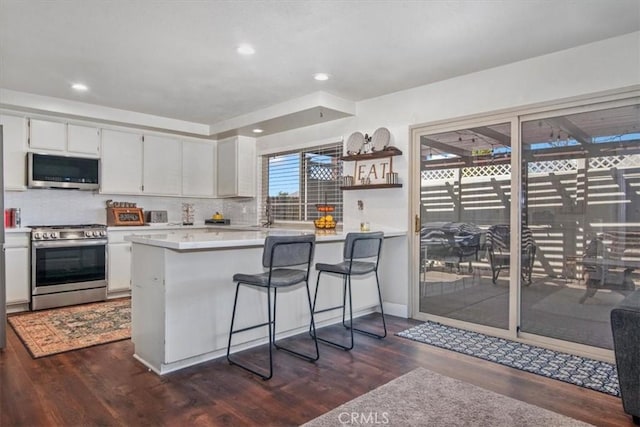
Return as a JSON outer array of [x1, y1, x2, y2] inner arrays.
[[1, 0, 639, 134]]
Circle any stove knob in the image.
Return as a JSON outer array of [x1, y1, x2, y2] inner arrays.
[[85, 231, 94, 237], [100, 230, 107, 237], [51, 232, 59, 239], [34, 232, 42, 239], [43, 233, 50, 239]]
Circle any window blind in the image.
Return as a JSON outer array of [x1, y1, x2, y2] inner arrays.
[[261, 142, 343, 224]]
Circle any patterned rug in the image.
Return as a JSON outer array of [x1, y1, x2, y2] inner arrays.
[[8, 299, 131, 358], [397, 321, 619, 397]]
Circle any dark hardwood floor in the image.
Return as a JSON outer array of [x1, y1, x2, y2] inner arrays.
[[0, 314, 632, 427]]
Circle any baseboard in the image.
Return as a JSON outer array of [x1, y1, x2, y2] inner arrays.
[[383, 302, 408, 318]]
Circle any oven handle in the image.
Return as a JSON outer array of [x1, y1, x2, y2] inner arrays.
[[32, 239, 107, 249]]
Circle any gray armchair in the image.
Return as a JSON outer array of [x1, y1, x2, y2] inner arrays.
[[611, 290, 640, 425]]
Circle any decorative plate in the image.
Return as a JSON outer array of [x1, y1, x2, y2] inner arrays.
[[371, 127, 391, 151], [346, 132, 365, 155]]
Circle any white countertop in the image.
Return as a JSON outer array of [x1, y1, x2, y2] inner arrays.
[[4, 227, 31, 234], [126, 228, 406, 250]]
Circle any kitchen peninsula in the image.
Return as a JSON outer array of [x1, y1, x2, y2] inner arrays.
[[127, 227, 406, 374]]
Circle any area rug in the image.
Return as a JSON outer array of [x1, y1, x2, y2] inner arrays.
[[397, 321, 619, 396], [302, 367, 592, 426], [8, 299, 131, 358]]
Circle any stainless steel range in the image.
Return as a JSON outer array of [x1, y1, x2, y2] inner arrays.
[[30, 224, 107, 310]]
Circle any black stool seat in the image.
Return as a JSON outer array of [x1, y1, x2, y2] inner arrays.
[[311, 231, 386, 351], [233, 269, 307, 287], [314, 261, 376, 275], [226, 234, 319, 380]]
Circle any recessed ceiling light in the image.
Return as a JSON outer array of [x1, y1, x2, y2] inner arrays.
[[237, 44, 255, 55], [252, 128, 264, 134], [71, 83, 89, 91], [313, 73, 330, 81]]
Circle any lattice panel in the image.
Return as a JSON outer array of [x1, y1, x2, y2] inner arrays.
[[528, 159, 577, 175], [590, 155, 640, 170], [308, 163, 342, 181], [421, 169, 455, 181], [461, 164, 511, 178]]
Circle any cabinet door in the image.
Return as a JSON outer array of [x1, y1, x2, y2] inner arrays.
[[29, 119, 66, 151], [143, 135, 182, 196], [67, 124, 100, 156], [216, 138, 237, 197], [5, 246, 30, 305], [101, 129, 143, 194], [0, 114, 27, 190], [182, 140, 215, 197], [107, 243, 132, 293], [217, 136, 255, 197]]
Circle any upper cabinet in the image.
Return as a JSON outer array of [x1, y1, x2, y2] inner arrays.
[[142, 135, 182, 196], [29, 119, 100, 156], [100, 129, 143, 194], [67, 124, 101, 156], [0, 114, 28, 191], [217, 136, 256, 198], [182, 140, 216, 197], [29, 119, 66, 151]]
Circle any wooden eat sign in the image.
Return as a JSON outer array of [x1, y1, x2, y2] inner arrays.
[[354, 157, 394, 184]]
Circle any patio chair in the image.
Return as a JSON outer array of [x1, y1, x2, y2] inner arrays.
[[420, 222, 481, 273], [580, 231, 639, 303], [486, 224, 536, 285]]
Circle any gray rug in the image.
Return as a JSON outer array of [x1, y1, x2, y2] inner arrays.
[[302, 368, 592, 427]]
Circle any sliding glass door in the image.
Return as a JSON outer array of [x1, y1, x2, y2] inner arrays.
[[520, 103, 640, 350], [417, 121, 513, 330], [412, 95, 640, 354]]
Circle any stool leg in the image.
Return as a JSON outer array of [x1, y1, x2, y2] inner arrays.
[[345, 270, 387, 339], [310, 271, 354, 351], [273, 282, 320, 362], [309, 271, 323, 336], [226, 283, 274, 380], [226, 282, 241, 363]]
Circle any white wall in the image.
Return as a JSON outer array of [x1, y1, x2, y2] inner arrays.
[[256, 31, 640, 313]]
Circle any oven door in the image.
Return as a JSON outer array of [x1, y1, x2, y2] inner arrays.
[[32, 239, 107, 295]]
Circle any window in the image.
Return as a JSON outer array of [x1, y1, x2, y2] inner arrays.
[[261, 142, 343, 223]]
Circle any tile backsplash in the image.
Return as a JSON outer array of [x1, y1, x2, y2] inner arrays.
[[4, 189, 258, 226]]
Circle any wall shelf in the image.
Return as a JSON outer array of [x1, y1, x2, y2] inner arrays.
[[341, 146, 402, 189], [341, 147, 402, 161], [341, 183, 402, 190]]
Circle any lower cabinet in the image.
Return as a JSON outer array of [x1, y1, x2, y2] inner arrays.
[[107, 243, 132, 293], [108, 227, 209, 295], [5, 233, 30, 309]]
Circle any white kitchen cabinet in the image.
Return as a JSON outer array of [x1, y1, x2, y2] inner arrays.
[[216, 136, 256, 197], [29, 119, 67, 151], [182, 140, 215, 197], [4, 233, 30, 306], [143, 135, 182, 196], [100, 129, 143, 194], [67, 124, 101, 156], [107, 242, 132, 293], [0, 114, 28, 191]]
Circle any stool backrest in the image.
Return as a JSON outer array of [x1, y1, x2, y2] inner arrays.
[[263, 234, 316, 268], [344, 232, 384, 260]]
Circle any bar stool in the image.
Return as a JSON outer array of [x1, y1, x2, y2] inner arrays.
[[311, 231, 386, 350], [226, 234, 319, 380]]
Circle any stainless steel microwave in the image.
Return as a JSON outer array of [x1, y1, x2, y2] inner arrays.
[[28, 152, 100, 190]]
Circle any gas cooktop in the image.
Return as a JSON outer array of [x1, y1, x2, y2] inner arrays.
[[29, 224, 107, 230]]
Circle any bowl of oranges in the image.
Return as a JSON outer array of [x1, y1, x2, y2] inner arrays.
[[314, 204, 337, 229]]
